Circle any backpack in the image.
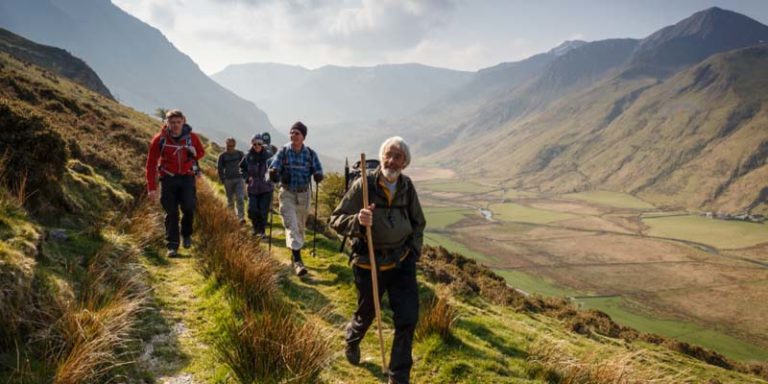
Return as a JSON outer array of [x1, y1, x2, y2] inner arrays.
[[277, 145, 317, 185], [158, 133, 200, 176]]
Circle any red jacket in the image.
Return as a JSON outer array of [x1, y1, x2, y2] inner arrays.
[[145, 124, 205, 192]]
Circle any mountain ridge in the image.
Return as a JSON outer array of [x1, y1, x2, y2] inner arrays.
[[0, 0, 280, 146]]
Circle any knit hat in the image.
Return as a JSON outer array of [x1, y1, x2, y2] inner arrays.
[[251, 133, 263, 143], [291, 121, 307, 138]]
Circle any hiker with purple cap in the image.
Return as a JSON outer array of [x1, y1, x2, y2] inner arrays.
[[269, 121, 323, 276], [240, 133, 274, 238]]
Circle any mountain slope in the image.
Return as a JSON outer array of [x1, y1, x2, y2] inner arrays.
[[0, 27, 112, 98], [433, 44, 768, 214], [0, 0, 279, 145], [406, 39, 636, 153], [625, 7, 768, 78], [212, 62, 472, 127]]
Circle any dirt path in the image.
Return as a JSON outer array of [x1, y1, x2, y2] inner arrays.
[[136, 249, 228, 383]]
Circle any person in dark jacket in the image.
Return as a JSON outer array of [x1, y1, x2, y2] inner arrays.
[[145, 109, 205, 257], [329, 136, 426, 384], [218, 137, 246, 223], [240, 134, 274, 237]]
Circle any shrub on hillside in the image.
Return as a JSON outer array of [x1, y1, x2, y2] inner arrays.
[[416, 293, 459, 341], [0, 100, 68, 211], [215, 304, 331, 384]]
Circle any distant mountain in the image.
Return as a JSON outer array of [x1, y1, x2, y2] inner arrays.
[[435, 44, 768, 213], [405, 39, 637, 153], [624, 7, 768, 78], [419, 7, 768, 214], [212, 62, 472, 127], [0, 27, 112, 98], [0, 0, 279, 146]]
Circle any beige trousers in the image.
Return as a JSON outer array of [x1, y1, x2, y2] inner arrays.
[[278, 187, 311, 251]]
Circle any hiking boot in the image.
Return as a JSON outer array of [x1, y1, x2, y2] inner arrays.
[[182, 236, 192, 249], [293, 261, 308, 276], [345, 343, 360, 365], [166, 248, 179, 258], [239, 218, 246, 224]]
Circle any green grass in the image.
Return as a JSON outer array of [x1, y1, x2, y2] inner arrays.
[[563, 190, 655, 210], [494, 269, 584, 298], [576, 296, 768, 361], [643, 215, 768, 249], [423, 207, 475, 230], [488, 203, 578, 224], [424, 232, 494, 263], [417, 179, 500, 194]]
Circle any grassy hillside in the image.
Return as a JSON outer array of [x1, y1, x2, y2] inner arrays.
[[430, 45, 768, 215], [1, 43, 767, 383], [0, 27, 112, 98]]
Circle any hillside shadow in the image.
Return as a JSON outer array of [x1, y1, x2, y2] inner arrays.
[[458, 318, 527, 359], [281, 275, 349, 326]]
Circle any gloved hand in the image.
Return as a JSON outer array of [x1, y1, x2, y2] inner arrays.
[[313, 173, 324, 183], [186, 145, 197, 158], [268, 168, 279, 183]]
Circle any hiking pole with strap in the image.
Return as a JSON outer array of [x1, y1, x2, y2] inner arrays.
[[360, 153, 388, 374], [311, 179, 320, 257]]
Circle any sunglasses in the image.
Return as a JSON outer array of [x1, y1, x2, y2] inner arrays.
[[252, 142, 264, 146], [289, 131, 301, 136]]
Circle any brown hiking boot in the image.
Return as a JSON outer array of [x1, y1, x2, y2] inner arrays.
[[293, 261, 308, 276]]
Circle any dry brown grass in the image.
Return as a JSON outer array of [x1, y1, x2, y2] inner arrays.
[[195, 181, 278, 310], [195, 179, 333, 382], [49, 291, 142, 384], [526, 338, 691, 383], [416, 293, 459, 341], [215, 304, 332, 384]]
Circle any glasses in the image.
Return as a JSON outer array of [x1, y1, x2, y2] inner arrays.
[[290, 131, 301, 136], [252, 142, 263, 146]]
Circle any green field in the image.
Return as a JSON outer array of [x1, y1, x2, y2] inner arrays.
[[424, 207, 475, 229], [563, 190, 656, 210], [418, 179, 499, 194], [424, 232, 493, 263], [488, 203, 578, 224], [494, 269, 583, 298], [576, 296, 768, 361], [643, 215, 768, 249]]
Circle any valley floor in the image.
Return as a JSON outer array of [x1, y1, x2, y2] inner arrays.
[[414, 169, 768, 363]]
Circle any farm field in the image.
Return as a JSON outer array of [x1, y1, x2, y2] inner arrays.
[[643, 214, 768, 249], [414, 173, 768, 362]]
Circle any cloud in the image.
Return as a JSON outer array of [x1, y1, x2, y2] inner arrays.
[[114, 0, 466, 72], [327, 0, 457, 50]]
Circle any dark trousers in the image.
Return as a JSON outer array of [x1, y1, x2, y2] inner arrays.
[[347, 256, 419, 384], [160, 175, 196, 250], [247, 191, 272, 235]]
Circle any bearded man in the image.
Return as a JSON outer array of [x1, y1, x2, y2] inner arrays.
[[329, 136, 426, 384]]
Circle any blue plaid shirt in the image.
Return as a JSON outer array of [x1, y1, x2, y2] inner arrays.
[[270, 144, 323, 191]]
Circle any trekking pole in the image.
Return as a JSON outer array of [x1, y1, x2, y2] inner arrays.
[[311, 179, 319, 257], [360, 153, 387, 373], [268, 194, 274, 254], [339, 157, 350, 253]]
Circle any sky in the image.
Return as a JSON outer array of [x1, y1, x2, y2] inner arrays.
[[113, 0, 768, 75]]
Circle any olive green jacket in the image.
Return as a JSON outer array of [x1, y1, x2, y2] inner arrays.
[[330, 169, 426, 268]]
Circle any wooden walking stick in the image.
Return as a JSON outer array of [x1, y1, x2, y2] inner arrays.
[[360, 153, 388, 374]]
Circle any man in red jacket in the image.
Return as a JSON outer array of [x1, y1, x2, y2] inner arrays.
[[145, 109, 205, 257]]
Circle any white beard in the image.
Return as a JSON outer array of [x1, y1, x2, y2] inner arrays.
[[382, 167, 400, 181]]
